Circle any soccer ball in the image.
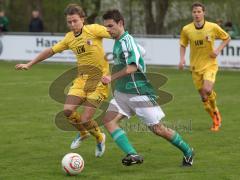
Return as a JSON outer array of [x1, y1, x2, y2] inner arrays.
[[61, 153, 84, 175]]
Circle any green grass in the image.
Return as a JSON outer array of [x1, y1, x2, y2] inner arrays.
[[0, 61, 239, 180]]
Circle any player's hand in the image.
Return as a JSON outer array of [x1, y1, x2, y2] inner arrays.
[[209, 49, 219, 58], [178, 59, 186, 70], [101, 75, 111, 85], [15, 64, 31, 70]]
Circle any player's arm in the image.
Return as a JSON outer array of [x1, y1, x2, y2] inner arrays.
[[179, 28, 188, 70], [102, 38, 140, 84], [179, 45, 186, 70], [210, 37, 231, 58], [102, 64, 137, 84], [15, 34, 68, 70], [15, 48, 54, 70], [210, 24, 231, 58]]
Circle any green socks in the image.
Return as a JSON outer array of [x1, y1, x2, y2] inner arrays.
[[111, 128, 137, 155], [111, 129, 192, 157], [170, 132, 192, 157]]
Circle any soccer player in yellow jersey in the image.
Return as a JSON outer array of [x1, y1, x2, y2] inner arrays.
[[15, 4, 111, 156], [179, 2, 230, 131]]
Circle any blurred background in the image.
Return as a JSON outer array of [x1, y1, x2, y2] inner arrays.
[[0, 0, 239, 37]]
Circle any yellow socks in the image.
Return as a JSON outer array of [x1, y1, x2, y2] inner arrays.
[[69, 111, 89, 137], [202, 91, 221, 130], [68, 111, 103, 142], [208, 91, 218, 112], [203, 91, 218, 115], [82, 120, 103, 143], [203, 100, 213, 116]]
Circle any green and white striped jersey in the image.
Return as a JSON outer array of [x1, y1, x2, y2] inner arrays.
[[112, 31, 156, 98]]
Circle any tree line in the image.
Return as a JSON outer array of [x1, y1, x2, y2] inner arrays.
[[0, 0, 239, 35]]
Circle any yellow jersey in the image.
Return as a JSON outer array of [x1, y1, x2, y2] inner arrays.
[[52, 24, 111, 78], [180, 21, 229, 72]]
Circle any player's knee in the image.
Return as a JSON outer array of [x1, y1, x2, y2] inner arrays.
[[102, 116, 109, 126], [80, 114, 92, 123], [202, 87, 212, 96], [199, 89, 209, 101], [63, 109, 73, 118], [103, 117, 112, 129], [150, 123, 174, 140], [149, 123, 165, 136]]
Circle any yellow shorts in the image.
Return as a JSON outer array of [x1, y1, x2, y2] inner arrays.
[[191, 65, 218, 90], [68, 76, 109, 107]]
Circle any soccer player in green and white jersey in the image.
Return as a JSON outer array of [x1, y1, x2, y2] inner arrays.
[[101, 9, 194, 166]]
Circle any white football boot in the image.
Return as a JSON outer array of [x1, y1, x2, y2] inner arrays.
[[70, 133, 90, 150], [95, 133, 106, 157]]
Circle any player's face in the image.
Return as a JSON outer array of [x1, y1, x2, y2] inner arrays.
[[104, 19, 123, 39], [192, 6, 205, 22], [66, 14, 84, 34]]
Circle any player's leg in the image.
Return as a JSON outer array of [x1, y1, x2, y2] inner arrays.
[[68, 77, 106, 151], [199, 80, 214, 117], [103, 98, 143, 166], [78, 82, 110, 157], [149, 123, 194, 166], [134, 97, 193, 166], [104, 111, 137, 154], [192, 71, 220, 130], [67, 77, 91, 149], [191, 71, 212, 116], [64, 95, 90, 149], [80, 101, 106, 157], [201, 69, 221, 131], [64, 95, 89, 136]]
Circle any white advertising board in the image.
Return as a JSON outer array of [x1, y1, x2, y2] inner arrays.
[[0, 34, 239, 68], [0, 35, 76, 62]]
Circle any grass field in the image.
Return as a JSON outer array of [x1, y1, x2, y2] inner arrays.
[[0, 61, 239, 180]]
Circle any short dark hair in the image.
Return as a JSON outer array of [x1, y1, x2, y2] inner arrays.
[[225, 21, 233, 27], [102, 9, 124, 25], [192, 2, 205, 11], [64, 4, 85, 17]]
